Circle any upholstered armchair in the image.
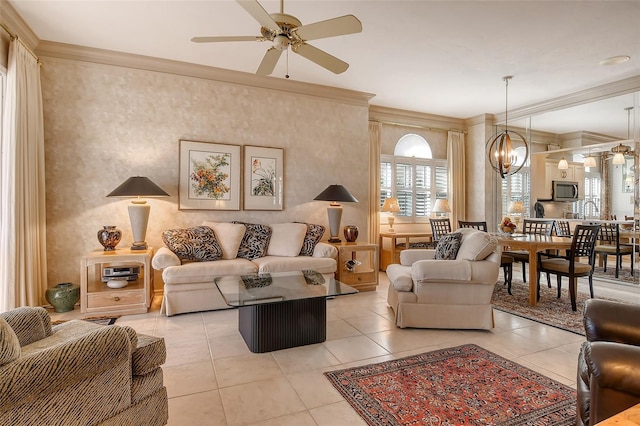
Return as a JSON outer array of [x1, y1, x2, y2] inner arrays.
[[386, 228, 500, 329], [0, 307, 168, 425], [577, 299, 640, 425]]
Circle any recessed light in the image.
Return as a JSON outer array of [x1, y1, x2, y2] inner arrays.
[[599, 55, 630, 66]]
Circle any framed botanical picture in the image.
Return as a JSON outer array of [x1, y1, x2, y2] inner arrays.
[[179, 140, 241, 210], [243, 145, 284, 210]]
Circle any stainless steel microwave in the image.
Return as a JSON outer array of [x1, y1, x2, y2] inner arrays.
[[552, 180, 579, 201]]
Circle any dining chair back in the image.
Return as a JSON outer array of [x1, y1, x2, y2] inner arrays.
[[536, 224, 601, 311], [594, 222, 634, 278], [504, 219, 555, 283], [429, 218, 452, 243], [458, 220, 487, 231], [554, 220, 572, 237]]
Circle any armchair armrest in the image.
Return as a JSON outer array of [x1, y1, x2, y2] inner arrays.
[[0, 307, 52, 346], [412, 259, 472, 282], [0, 325, 134, 414], [399, 249, 436, 266], [584, 299, 640, 345], [313, 242, 338, 258], [152, 246, 181, 270]]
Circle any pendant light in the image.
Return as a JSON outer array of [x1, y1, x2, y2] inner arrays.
[[584, 149, 597, 168], [612, 107, 634, 165], [486, 76, 529, 179], [558, 158, 569, 170]]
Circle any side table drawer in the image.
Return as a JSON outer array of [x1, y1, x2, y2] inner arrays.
[[87, 290, 144, 309], [339, 271, 376, 285]]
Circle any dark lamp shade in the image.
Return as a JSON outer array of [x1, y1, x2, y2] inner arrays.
[[107, 176, 169, 197], [314, 185, 358, 203]]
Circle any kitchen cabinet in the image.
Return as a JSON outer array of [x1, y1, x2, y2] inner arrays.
[[542, 160, 585, 199]]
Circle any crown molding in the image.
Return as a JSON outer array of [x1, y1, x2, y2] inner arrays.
[[35, 40, 375, 108], [369, 105, 465, 132], [0, 0, 39, 49], [495, 75, 640, 123]]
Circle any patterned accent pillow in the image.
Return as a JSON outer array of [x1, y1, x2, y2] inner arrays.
[[233, 222, 272, 260], [297, 223, 326, 256], [162, 226, 222, 262], [434, 233, 463, 260]]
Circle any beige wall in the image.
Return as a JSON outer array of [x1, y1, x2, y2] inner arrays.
[[40, 57, 371, 287]]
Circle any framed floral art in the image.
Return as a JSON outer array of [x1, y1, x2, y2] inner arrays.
[[179, 140, 241, 210], [243, 145, 284, 210]]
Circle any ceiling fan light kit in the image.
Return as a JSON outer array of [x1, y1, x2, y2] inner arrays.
[[192, 0, 362, 77]]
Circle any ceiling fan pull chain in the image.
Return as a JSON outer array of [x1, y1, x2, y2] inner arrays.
[[285, 49, 290, 79]]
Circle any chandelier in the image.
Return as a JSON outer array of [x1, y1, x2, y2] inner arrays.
[[486, 76, 530, 179], [611, 106, 635, 165]]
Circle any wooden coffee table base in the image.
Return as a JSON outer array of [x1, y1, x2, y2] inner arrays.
[[238, 297, 327, 353]]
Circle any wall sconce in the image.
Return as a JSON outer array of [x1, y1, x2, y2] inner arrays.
[[314, 184, 358, 243], [432, 198, 451, 217], [381, 197, 400, 233], [107, 176, 169, 250], [558, 158, 569, 170]]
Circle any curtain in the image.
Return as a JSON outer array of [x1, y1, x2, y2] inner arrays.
[[447, 131, 465, 229], [0, 39, 46, 311], [368, 121, 381, 245]]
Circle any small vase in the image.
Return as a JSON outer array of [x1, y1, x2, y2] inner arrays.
[[98, 225, 121, 251], [45, 282, 80, 313], [344, 225, 359, 243]]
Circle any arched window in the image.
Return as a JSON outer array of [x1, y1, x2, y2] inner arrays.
[[381, 134, 447, 222]]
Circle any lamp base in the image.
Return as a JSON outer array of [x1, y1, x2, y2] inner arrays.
[[328, 238, 341, 243], [131, 243, 148, 250]]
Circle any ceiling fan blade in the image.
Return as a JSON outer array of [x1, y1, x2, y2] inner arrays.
[[292, 43, 349, 74], [191, 36, 264, 43], [256, 47, 283, 75], [236, 0, 280, 33], [293, 15, 362, 41]]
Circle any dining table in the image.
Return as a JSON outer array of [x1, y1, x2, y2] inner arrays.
[[493, 233, 573, 306]]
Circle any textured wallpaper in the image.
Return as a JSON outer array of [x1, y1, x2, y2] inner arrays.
[[40, 58, 370, 288]]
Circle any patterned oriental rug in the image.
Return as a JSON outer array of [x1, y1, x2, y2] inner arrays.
[[592, 266, 638, 284], [491, 280, 620, 335], [325, 344, 576, 426]]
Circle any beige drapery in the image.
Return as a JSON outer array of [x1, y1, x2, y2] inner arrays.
[[0, 39, 47, 311], [447, 131, 465, 229], [368, 121, 381, 244]]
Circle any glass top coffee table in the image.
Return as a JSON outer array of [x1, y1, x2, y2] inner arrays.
[[215, 270, 358, 353]]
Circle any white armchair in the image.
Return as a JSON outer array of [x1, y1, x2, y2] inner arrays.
[[386, 229, 500, 329]]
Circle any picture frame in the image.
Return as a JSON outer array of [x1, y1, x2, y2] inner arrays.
[[243, 145, 284, 210], [179, 140, 241, 210]]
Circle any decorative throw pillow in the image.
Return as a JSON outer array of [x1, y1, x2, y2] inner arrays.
[[296, 222, 326, 256], [0, 316, 21, 366], [202, 221, 246, 260], [434, 233, 463, 260], [162, 226, 222, 262], [233, 222, 273, 260], [267, 223, 308, 257]]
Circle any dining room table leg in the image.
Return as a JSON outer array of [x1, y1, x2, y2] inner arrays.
[[528, 247, 538, 306]]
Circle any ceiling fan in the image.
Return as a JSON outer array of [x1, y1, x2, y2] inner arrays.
[[191, 0, 362, 76]]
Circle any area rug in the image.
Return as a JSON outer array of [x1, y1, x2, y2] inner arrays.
[[52, 316, 118, 326], [592, 265, 638, 285], [324, 344, 575, 426], [491, 280, 620, 335]]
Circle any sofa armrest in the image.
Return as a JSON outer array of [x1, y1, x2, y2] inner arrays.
[[411, 259, 472, 282], [584, 299, 640, 345], [0, 307, 52, 346], [386, 264, 413, 292], [0, 325, 133, 413], [313, 242, 338, 258], [152, 246, 181, 270], [399, 249, 436, 265]]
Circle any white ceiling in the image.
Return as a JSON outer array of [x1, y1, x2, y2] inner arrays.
[[8, 0, 640, 137]]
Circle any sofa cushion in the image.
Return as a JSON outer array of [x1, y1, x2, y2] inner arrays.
[[455, 229, 498, 261], [267, 223, 308, 257], [162, 226, 223, 262], [296, 223, 325, 256], [202, 222, 246, 260], [232, 222, 272, 260], [434, 233, 462, 260], [0, 317, 20, 366], [161, 258, 258, 284], [252, 256, 337, 274]]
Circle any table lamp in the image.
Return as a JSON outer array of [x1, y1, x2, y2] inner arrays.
[[107, 176, 169, 250], [314, 184, 358, 243], [432, 198, 451, 217], [381, 197, 400, 233], [508, 200, 526, 227]]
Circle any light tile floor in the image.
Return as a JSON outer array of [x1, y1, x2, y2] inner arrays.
[[55, 269, 640, 425]]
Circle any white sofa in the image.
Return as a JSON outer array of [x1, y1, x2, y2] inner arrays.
[[386, 228, 500, 330], [152, 222, 337, 316]]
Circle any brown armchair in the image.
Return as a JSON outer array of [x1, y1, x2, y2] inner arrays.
[[0, 307, 168, 425], [577, 299, 640, 425]]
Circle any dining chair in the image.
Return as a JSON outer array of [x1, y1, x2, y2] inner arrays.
[[594, 222, 634, 278], [458, 220, 488, 231], [536, 224, 600, 311], [429, 218, 452, 244], [554, 220, 572, 237], [503, 219, 555, 283]]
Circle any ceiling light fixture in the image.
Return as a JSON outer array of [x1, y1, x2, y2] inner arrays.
[[584, 149, 597, 168], [485, 76, 529, 179], [558, 157, 569, 170], [611, 106, 635, 165], [599, 55, 631, 66]]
